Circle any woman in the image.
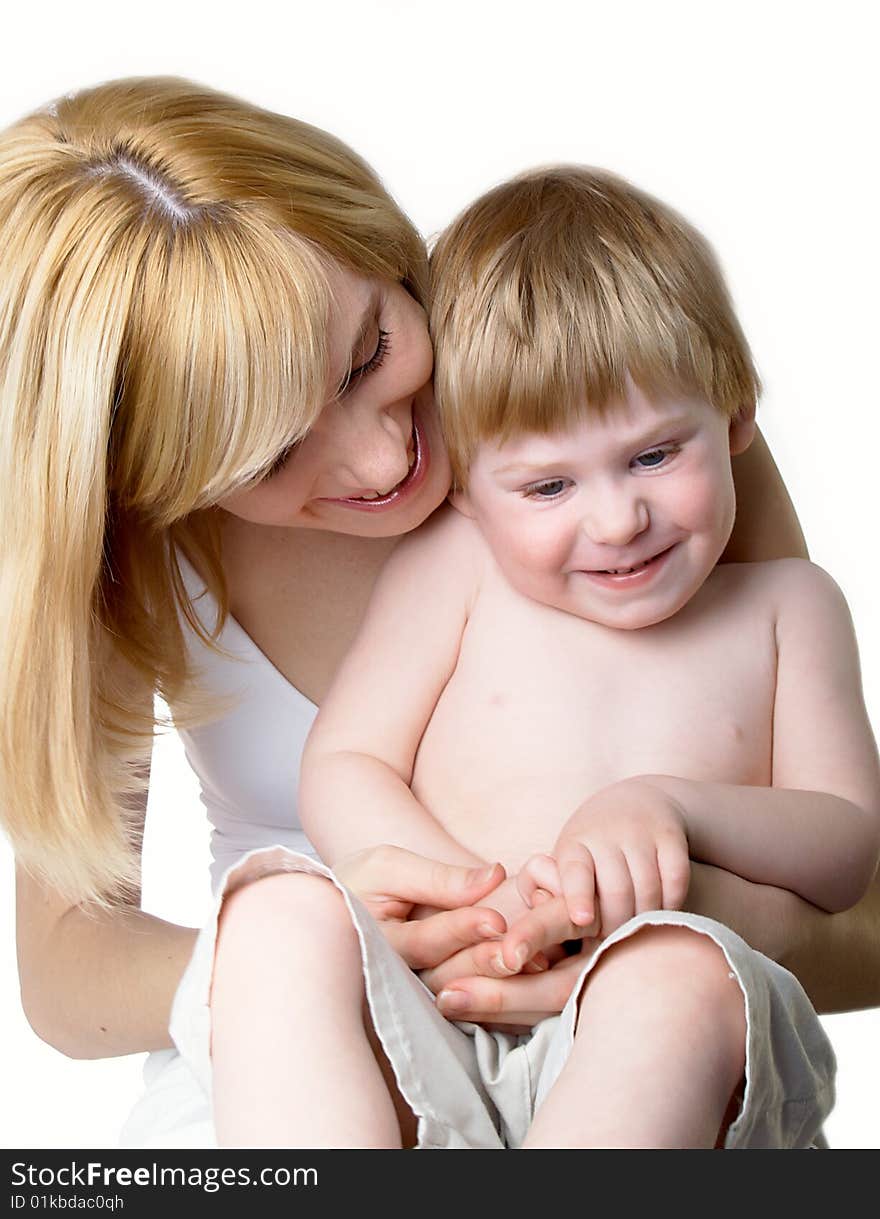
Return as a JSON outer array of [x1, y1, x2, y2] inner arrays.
[[2, 77, 877, 1147]]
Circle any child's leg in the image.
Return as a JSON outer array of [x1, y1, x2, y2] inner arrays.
[[523, 925, 746, 1149], [210, 872, 415, 1148]]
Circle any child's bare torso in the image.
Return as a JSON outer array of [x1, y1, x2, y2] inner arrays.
[[411, 516, 778, 873]]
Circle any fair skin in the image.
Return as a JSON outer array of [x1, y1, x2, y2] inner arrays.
[[16, 262, 880, 1118], [294, 380, 880, 1147]]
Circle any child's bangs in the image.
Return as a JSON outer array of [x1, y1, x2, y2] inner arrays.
[[435, 270, 742, 483], [430, 166, 760, 484]]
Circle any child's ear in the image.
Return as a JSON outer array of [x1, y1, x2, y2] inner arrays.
[[729, 403, 757, 456], [449, 488, 475, 517]]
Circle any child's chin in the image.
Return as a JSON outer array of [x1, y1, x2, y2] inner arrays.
[[569, 591, 689, 632]]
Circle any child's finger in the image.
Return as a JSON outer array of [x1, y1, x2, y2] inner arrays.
[[516, 854, 561, 907], [593, 845, 635, 936], [557, 842, 596, 926], [623, 846, 664, 914], [499, 895, 589, 972], [657, 835, 691, 910]]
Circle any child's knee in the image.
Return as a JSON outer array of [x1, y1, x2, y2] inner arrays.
[[578, 924, 746, 1070], [217, 870, 358, 957]]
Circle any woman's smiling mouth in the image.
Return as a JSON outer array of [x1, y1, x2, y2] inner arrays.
[[318, 408, 428, 512]]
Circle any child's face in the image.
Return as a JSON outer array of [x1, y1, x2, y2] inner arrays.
[[455, 380, 754, 631]]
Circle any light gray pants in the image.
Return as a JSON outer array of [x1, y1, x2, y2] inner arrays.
[[121, 847, 835, 1149]]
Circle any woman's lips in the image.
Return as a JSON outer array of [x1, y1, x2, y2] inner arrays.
[[317, 408, 429, 512], [578, 544, 677, 589]]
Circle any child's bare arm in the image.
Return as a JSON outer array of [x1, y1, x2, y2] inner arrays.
[[300, 509, 490, 871], [645, 560, 880, 911]]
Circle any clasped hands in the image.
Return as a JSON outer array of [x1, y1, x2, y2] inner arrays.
[[338, 777, 690, 1030]]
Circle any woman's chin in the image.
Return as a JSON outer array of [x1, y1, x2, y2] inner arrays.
[[313, 472, 451, 538]]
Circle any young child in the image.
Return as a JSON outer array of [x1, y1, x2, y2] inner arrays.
[[297, 167, 880, 1148]]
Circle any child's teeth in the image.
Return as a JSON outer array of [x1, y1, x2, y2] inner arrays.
[[605, 556, 654, 574]]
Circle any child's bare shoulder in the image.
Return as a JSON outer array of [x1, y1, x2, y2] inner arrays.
[[389, 502, 487, 566], [382, 503, 489, 599], [716, 557, 851, 626]]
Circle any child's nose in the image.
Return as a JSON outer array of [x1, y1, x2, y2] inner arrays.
[[580, 490, 649, 547]]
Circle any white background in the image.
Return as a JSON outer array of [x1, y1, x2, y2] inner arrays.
[[1, 0, 877, 1148]]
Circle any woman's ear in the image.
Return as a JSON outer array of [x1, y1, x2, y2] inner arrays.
[[729, 403, 757, 456]]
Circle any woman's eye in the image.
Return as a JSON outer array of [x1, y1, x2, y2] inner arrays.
[[263, 438, 301, 480], [523, 478, 569, 499], [343, 328, 392, 393], [634, 446, 675, 469]]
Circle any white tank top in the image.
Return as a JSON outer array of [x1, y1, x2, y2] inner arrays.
[[175, 554, 320, 892]]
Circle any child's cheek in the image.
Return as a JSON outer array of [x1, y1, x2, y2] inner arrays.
[[673, 464, 733, 535], [514, 527, 574, 606], [512, 519, 568, 573], [486, 518, 567, 599]]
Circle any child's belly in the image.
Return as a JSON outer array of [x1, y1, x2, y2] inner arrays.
[[410, 566, 777, 872]]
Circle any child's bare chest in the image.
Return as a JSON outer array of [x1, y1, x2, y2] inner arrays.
[[411, 565, 777, 869]]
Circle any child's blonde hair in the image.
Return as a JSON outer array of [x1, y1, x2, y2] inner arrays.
[[0, 77, 427, 904], [430, 166, 759, 486]]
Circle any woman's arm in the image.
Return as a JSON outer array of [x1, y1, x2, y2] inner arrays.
[[723, 426, 808, 562], [684, 863, 880, 1014], [16, 873, 198, 1059], [16, 795, 506, 1060], [15, 766, 199, 1059]]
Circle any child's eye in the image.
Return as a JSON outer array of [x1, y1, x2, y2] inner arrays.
[[522, 478, 570, 499], [341, 328, 392, 394], [633, 445, 677, 469]]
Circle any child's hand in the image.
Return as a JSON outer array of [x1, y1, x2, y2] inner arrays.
[[529, 777, 691, 938]]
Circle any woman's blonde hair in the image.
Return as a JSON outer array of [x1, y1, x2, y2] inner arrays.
[[0, 77, 428, 904], [430, 166, 760, 486]]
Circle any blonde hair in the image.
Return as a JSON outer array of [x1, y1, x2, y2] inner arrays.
[[429, 166, 760, 486], [0, 77, 428, 904]]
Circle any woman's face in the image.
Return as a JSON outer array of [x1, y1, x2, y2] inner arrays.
[[219, 266, 451, 537]]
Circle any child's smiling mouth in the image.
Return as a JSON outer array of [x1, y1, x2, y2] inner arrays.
[[579, 544, 678, 586]]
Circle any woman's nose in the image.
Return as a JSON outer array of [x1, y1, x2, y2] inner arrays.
[[336, 406, 412, 497], [580, 487, 649, 547]]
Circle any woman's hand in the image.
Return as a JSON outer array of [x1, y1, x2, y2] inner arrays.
[[333, 845, 508, 971], [415, 875, 555, 991], [434, 948, 590, 1030], [419, 877, 583, 1033]]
